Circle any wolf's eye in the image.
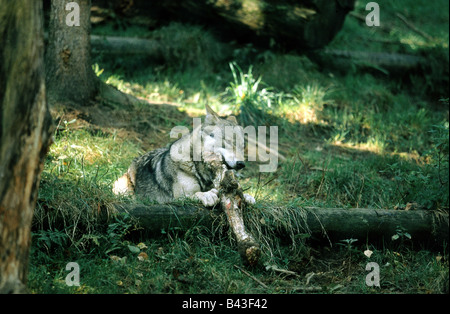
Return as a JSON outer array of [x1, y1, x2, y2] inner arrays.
[[209, 133, 215, 138]]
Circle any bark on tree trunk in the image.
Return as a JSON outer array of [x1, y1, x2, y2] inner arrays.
[[45, 0, 99, 105], [0, 0, 52, 294]]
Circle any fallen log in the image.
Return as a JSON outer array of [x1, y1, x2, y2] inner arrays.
[[88, 35, 428, 73], [299, 207, 448, 246], [112, 203, 449, 247], [92, 0, 355, 50], [316, 49, 427, 73], [90, 35, 163, 57]]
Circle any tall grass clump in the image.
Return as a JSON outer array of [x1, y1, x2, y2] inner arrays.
[[243, 202, 313, 265], [225, 62, 278, 126]]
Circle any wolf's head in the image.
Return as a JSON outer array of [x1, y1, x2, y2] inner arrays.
[[201, 105, 246, 170]]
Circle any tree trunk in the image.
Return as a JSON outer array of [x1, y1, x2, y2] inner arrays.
[[45, 0, 143, 107], [0, 0, 52, 294], [46, 0, 99, 105]]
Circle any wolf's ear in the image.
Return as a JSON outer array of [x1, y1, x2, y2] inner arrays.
[[205, 104, 220, 125], [205, 104, 219, 117], [227, 115, 237, 124]]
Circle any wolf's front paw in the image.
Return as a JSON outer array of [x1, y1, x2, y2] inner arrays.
[[243, 193, 256, 205], [194, 189, 219, 207]]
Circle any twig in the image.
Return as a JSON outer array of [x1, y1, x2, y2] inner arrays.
[[234, 265, 268, 289], [315, 160, 328, 199], [348, 11, 366, 23], [266, 264, 300, 277], [305, 272, 315, 285], [254, 172, 262, 200], [396, 13, 433, 41], [349, 11, 393, 34], [291, 286, 323, 292]]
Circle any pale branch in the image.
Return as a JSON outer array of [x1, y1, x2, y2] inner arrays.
[[396, 13, 434, 41]]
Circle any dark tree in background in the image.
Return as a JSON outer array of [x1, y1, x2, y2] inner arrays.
[[45, 0, 99, 105], [160, 0, 355, 50], [94, 0, 355, 51], [0, 0, 52, 293]]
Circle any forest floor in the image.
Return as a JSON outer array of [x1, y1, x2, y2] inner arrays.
[[29, 0, 449, 294]]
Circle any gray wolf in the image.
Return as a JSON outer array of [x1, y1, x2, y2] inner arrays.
[[113, 105, 255, 207]]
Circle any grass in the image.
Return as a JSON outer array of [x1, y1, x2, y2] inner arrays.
[[29, 0, 449, 293]]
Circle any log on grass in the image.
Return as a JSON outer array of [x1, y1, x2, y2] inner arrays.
[[315, 50, 427, 73], [112, 204, 449, 246], [300, 207, 448, 245], [90, 35, 163, 57], [113, 202, 215, 232], [88, 35, 428, 73]]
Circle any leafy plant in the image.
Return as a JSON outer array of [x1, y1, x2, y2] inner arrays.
[[32, 229, 69, 253], [392, 226, 412, 242], [105, 213, 137, 255], [338, 238, 359, 252]]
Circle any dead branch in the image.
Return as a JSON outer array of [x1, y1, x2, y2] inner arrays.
[[234, 265, 268, 289], [396, 13, 434, 41], [320, 49, 426, 72], [219, 170, 261, 266]]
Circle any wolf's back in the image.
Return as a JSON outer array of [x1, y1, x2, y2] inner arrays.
[[113, 146, 177, 203]]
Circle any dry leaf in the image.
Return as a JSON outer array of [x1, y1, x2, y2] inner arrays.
[[364, 250, 373, 258], [138, 252, 148, 261], [137, 242, 148, 250]]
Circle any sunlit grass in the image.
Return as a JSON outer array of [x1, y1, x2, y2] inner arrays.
[[278, 83, 332, 124], [47, 122, 141, 184]]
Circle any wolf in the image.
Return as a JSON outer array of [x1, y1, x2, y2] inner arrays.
[[113, 105, 255, 207]]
